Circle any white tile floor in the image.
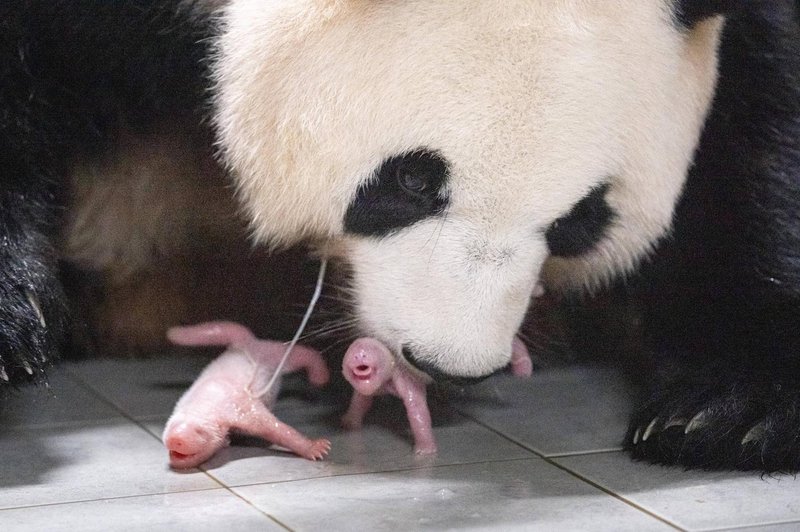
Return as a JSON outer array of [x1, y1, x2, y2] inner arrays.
[[2, 355, 800, 531]]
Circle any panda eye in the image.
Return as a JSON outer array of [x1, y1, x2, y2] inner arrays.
[[396, 166, 430, 195], [344, 149, 450, 237]]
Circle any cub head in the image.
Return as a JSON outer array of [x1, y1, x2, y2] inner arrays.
[[213, 0, 728, 381]]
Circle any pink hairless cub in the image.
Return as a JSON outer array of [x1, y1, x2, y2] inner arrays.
[[341, 337, 437, 455], [341, 336, 533, 456], [163, 321, 331, 469]]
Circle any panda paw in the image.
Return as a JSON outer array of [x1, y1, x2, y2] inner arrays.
[[625, 372, 800, 472], [0, 278, 67, 390]]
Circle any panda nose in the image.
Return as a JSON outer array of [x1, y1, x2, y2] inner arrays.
[[401, 345, 492, 385]]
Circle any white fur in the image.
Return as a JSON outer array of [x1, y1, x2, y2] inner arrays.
[[214, 1, 723, 377]]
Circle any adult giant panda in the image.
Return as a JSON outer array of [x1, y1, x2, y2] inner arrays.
[[1, 1, 798, 471]]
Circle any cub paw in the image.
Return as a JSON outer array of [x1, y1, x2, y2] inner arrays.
[[304, 438, 332, 461], [413, 443, 438, 456]]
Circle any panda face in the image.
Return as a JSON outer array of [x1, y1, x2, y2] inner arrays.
[[215, 0, 724, 380]]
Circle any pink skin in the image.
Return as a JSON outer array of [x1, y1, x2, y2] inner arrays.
[[163, 321, 331, 469], [341, 337, 437, 455], [341, 336, 533, 456], [510, 336, 533, 378]]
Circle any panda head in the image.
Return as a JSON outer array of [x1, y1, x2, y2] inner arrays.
[[214, 0, 726, 381]]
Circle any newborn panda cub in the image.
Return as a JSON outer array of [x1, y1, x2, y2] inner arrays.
[[341, 337, 532, 455], [162, 322, 331, 469]]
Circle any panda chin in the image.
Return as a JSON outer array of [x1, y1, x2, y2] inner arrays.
[[400, 346, 493, 386]]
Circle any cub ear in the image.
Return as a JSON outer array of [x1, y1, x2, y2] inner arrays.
[[676, 0, 743, 27]]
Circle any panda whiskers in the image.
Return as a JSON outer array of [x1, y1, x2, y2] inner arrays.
[[302, 314, 360, 360], [424, 208, 450, 269], [318, 332, 362, 359], [299, 316, 359, 343], [297, 274, 360, 349]]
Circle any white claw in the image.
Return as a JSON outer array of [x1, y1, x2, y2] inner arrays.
[[25, 290, 46, 328], [685, 410, 709, 434], [642, 418, 660, 442], [0, 367, 7, 382], [664, 417, 688, 430], [741, 423, 766, 446], [633, 427, 642, 445], [22, 361, 33, 375]]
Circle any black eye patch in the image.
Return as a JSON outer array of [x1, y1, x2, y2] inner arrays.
[[545, 183, 615, 258], [344, 150, 450, 237]]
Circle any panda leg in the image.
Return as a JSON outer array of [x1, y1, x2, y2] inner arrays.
[[0, 159, 68, 390], [624, 231, 800, 471]]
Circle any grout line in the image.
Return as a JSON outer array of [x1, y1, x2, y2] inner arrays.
[[545, 459, 686, 532], [209, 483, 294, 531], [0, 487, 224, 513], [451, 407, 551, 457], [218, 456, 539, 490], [699, 519, 800, 532], [545, 448, 624, 458], [457, 410, 686, 532], [2, 416, 129, 433]]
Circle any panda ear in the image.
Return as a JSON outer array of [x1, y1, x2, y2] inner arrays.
[[676, 0, 742, 27]]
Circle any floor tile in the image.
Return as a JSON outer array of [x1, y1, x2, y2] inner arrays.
[[0, 369, 121, 429], [0, 420, 219, 509], [66, 356, 214, 418], [452, 367, 633, 456], [234, 459, 674, 531], [555, 452, 800, 531], [0, 489, 282, 532]]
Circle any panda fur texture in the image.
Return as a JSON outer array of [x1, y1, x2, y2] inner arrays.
[[0, 1, 798, 471], [0, 1, 212, 382]]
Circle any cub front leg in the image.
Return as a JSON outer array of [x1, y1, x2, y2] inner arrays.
[[341, 393, 374, 430]]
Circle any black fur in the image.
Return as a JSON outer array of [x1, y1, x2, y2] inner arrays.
[[0, 2, 212, 388], [401, 345, 489, 386], [344, 150, 450, 238], [625, 0, 800, 471], [675, 0, 745, 27], [545, 183, 615, 258]]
